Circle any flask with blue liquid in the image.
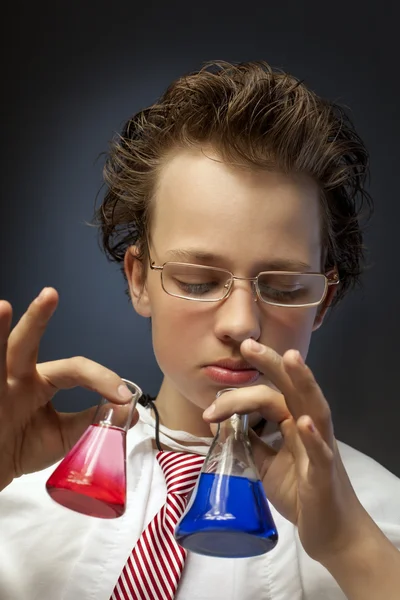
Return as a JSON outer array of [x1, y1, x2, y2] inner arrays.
[[175, 390, 278, 558]]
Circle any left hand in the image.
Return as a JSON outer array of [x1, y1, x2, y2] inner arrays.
[[202, 338, 371, 564]]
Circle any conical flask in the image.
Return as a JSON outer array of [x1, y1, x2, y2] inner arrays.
[[46, 379, 142, 519], [175, 389, 278, 558]]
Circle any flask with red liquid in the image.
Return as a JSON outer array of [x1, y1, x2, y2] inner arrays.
[[46, 379, 142, 519]]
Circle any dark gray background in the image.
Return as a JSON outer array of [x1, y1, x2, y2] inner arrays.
[[1, 1, 399, 477]]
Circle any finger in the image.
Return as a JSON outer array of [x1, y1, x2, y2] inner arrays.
[[241, 340, 334, 447], [296, 415, 334, 478], [240, 339, 297, 400], [202, 384, 290, 424], [38, 357, 138, 405], [280, 416, 309, 469], [7, 288, 59, 378], [0, 300, 12, 391], [283, 350, 334, 447]]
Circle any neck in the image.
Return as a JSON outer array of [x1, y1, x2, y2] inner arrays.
[[154, 378, 214, 437]]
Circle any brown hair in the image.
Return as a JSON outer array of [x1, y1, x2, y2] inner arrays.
[[95, 60, 372, 306]]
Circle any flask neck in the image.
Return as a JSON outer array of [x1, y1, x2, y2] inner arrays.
[[202, 413, 258, 479], [216, 414, 249, 442]]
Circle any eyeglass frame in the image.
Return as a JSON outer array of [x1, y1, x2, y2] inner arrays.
[[146, 248, 340, 308]]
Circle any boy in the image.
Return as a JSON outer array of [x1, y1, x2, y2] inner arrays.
[[0, 60, 399, 599]]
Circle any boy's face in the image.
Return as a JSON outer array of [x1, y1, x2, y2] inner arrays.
[[126, 147, 332, 415]]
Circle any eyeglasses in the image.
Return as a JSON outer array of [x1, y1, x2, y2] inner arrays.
[[148, 260, 339, 308]]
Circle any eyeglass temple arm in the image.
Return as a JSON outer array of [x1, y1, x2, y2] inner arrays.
[[327, 271, 340, 286], [149, 263, 163, 271]]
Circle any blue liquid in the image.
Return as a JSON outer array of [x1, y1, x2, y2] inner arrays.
[[175, 473, 278, 558]]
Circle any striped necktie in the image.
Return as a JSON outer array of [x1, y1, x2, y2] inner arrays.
[[111, 450, 205, 600]]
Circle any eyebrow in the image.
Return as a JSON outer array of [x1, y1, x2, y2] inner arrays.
[[164, 248, 312, 272]]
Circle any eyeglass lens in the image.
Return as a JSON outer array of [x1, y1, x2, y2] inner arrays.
[[161, 263, 326, 305]]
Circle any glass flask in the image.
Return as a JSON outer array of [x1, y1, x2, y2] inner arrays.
[[175, 389, 278, 558], [46, 378, 142, 519]]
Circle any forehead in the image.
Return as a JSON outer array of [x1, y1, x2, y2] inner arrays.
[[151, 148, 322, 270]]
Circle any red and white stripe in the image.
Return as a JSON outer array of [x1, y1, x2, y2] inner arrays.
[[111, 451, 205, 600]]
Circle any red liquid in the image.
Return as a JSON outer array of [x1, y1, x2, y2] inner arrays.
[[46, 424, 126, 518]]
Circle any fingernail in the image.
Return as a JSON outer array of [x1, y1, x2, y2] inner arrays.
[[118, 384, 133, 400], [308, 420, 316, 433], [203, 403, 216, 418], [245, 339, 263, 353]]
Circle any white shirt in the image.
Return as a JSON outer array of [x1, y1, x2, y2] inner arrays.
[[1, 403, 399, 600]]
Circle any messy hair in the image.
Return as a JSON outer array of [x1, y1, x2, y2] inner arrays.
[[95, 60, 372, 306]]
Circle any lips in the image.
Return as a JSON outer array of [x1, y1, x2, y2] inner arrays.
[[207, 358, 255, 370], [203, 360, 260, 385]]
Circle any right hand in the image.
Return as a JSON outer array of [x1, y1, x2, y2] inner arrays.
[[0, 287, 138, 491]]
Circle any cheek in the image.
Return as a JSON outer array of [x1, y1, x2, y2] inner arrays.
[[150, 296, 210, 370], [260, 307, 318, 357]]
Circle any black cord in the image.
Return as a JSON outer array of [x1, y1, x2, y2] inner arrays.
[[138, 393, 162, 451]]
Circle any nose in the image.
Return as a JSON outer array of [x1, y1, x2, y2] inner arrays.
[[214, 279, 261, 344]]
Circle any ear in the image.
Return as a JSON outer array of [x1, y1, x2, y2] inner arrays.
[[312, 267, 339, 331], [124, 246, 152, 318]]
